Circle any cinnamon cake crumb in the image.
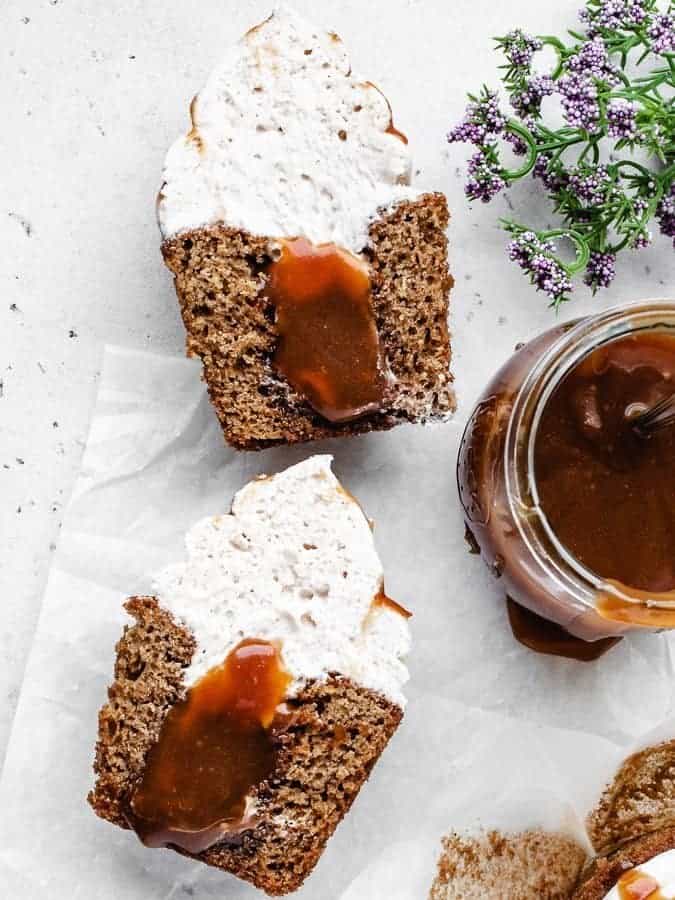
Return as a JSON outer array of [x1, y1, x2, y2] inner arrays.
[[429, 829, 587, 900]]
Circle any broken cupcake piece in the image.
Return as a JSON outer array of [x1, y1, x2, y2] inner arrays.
[[429, 829, 588, 900], [574, 834, 675, 899], [89, 456, 411, 895], [158, 5, 453, 449], [575, 739, 675, 899], [431, 740, 675, 899]]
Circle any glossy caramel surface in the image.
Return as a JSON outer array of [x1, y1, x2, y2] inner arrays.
[[617, 868, 664, 899], [266, 237, 387, 423], [535, 333, 675, 601], [128, 639, 290, 854]]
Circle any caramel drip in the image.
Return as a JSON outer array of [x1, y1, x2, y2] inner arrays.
[[597, 581, 675, 628], [266, 237, 388, 423], [186, 96, 204, 154], [385, 119, 409, 145], [506, 598, 621, 661], [128, 639, 291, 854], [373, 587, 412, 620], [618, 868, 664, 899], [363, 80, 409, 145]]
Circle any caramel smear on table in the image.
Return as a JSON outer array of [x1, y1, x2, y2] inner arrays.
[[618, 868, 664, 899], [266, 237, 388, 423], [129, 639, 290, 854], [506, 597, 621, 661]]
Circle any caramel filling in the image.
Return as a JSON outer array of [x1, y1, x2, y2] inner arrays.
[[266, 237, 388, 423], [128, 639, 291, 854], [618, 868, 664, 899], [534, 333, 675, 627]]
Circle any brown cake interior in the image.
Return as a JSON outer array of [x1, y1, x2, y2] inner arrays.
[[161, 194, 454, 449], [573, 826, 675, 899], [89, 596, 403, 896], [587, 740, 675, 854], [428, 829, 588, 900]]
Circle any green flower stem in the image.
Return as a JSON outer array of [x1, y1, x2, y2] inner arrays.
[[540, 229, 591, 274], [539, 36, 567, 80], [451, 1, 674, 307], [502, 121, 538, 179]]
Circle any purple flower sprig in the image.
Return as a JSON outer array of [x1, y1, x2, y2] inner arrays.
[[447, 0, 674, 309]]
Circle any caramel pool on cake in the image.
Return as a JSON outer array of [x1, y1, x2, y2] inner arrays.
[[457, 301, 675, 660], [158, 5, 453, 449]]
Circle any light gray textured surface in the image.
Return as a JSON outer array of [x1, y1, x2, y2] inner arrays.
[[1, 0, 673, 769]]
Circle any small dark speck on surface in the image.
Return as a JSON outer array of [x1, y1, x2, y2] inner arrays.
[[52, 420, 59, 428], [498, 315, 507, 325], [128, 54, 136, 59], [49, 542, 56, 552], [8, 212, 32, 236], [515, 341, 526, 351], [464, 273, 472, 281], [16, 458, 24, 465], [2, 464, 9, 470], [181, 887, 196, 897], [9, 303, 20, 312], [37, 361, 46, 374], [21, 16, 30, 23], [0, 380, 3, 398], [68, 329, 78, 338], [16, 506, 21, 514], [644, 265, 651, 275], [454, 167, 462, 178]]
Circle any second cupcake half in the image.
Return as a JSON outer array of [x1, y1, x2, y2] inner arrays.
[[158, 6, 454, 449]]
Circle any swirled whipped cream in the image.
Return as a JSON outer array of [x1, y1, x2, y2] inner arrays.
[[158, 4, 415, 250], [604, 849, 675, 899], [154, 456, 411, 707]]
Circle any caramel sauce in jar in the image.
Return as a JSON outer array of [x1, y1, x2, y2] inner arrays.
[[535, 333, 675, 605], [618, 868, 664, 900], [457, 303, 675, 660], [128, 639, 290, 854], [265, 237, 388, 423]]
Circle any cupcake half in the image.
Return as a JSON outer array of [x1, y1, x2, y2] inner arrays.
[[158, 5, 454, 449]]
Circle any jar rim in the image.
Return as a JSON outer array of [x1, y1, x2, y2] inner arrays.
[[504, 298, 675, 620]]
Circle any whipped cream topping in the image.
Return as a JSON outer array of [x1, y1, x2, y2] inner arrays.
[[604, 848, 675, 899], [158, 5, 415, 250], [153, 455, 411, 707]]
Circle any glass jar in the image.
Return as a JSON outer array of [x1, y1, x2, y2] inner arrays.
[[457, 300, 675, 660]]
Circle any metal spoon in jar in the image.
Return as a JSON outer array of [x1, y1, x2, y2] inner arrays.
[[629, 392, 675, 437]]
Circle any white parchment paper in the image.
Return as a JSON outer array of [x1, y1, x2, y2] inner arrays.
[[1, 345, 674, 899]]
